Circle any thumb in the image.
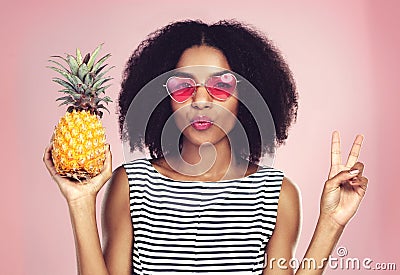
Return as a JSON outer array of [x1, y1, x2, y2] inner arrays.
[[325, 169, 360, 190], [98, 144, 112, 182]]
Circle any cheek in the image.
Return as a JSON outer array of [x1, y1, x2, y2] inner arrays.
[[215, 100, 239, 134], [170, 101, 189, 131]]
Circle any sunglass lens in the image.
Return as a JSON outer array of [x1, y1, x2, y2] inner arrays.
[[206, 73, 237, 100], [166, 77, 195, 102], [206, 87, 232, 100]]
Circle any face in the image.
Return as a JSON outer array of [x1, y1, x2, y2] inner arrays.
[[171, 45, 239, 147]]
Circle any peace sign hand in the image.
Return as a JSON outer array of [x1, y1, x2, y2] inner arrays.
[[320, 131, 368, 227]]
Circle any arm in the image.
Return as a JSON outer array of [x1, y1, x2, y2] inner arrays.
[[68, 195, 109, 275], [101, 166, 133, 274], [263, 177, 301, 275], [263, 132, 368, 275], [43, 145, 132, 275], [263, 177, 345, 275]]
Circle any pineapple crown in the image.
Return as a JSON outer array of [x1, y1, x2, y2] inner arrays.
[[48, 44, 113, 118]]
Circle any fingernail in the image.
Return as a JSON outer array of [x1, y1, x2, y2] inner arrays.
[[349, 169, 359, 175]]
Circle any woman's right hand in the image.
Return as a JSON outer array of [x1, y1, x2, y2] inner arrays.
[[43, 143, 113, 204]]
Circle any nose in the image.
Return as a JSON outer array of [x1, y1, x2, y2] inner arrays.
[[191, 85, 212, 109]]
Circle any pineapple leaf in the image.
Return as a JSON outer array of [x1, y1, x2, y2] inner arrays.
[[57, 92, 81, 101], [97, 104, 111, 114], [78, 83, 88, 94], [95, 84, 112, 95], [58, 100, 74, 107], [94, 65, 115, 82], [84, 73, 94, 87], [72, 93, 82, 100], [47, 65, 68, 75], [94, 96, 113, 104], [77, 63, 89, 81], [68, 75, 79, 88], [91, 54, 111, 73], [67, 54, 79, 75], [52, 77, 76, 91], [103, 96, 113, 102], [76, 48, 83, 65], [58, 97, 75, 106], [95, 64, 107, 74], [57, 88, 71, 93], [101, 96, 113, 104], [87, 43, 103, 71], [50, 55, 68, 64], [56, 95, 73, 102], [84, 88, 94, 96], [48, 59, 71, 74], [83, 53, 90, 64], [71, 74, 84, 88], [93, 77, 113, 90], [57, 89, 80, 98], [47, 66, 77, 87]]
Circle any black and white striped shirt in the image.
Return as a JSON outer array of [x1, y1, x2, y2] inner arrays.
[[124, 158, 283, 275]]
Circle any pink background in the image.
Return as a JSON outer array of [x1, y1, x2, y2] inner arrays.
[[1, 0, 399, 274]]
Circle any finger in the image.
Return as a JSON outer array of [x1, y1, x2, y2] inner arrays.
[[349, 162, 366, 188], [350, 162, 364, 177], [349, 176, 368, 187], [43, 145, 58, 177], [103, 144, 112, 171], [345, 134, 364, 168], [349, 176, 368, 196], [349, 177, 368, 191], [331, 131, 342, 168], [325, 169, 361, 190], [98, 144, 112, 181]]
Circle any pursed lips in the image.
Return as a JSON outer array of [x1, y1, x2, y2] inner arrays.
[[190, 115, 214, 130]]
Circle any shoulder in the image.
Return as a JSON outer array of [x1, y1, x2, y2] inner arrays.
[[112, 165, 129, 179], [102, 166, 131, 237], [102, 166, 129, 213], [267, 176, 301, 248], [265, 176, 301, 262], [101, 166, 133, 274], [275, 176, 301, 236], [280, 176, 301, 203], [276, 176, 301, 220], [109, 165, 129, 188]]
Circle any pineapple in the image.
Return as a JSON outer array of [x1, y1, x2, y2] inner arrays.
[[48, 44, 113, 182]]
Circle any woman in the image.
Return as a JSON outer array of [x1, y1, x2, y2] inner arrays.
[[44, 19, 368, 274]]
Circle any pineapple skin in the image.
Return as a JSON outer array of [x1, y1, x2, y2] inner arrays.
[[52, 110, 106, 181]]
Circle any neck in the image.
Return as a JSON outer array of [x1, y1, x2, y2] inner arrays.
[[167, 136, 245, 180]]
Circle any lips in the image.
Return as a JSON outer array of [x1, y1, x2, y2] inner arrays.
[[190, 115, 213, 131]]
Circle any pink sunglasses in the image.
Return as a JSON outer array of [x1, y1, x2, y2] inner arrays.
[[164, 72, 239, 103]]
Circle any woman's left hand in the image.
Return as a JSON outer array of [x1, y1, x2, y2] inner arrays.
[[320, 131, 368, 227]]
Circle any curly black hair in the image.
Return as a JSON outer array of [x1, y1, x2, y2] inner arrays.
[[118, 19, 298, 163]]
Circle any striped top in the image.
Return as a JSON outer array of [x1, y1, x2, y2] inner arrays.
[[123, 158, 284, 275]]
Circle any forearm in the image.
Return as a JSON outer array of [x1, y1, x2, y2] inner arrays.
[[295, 214, 344, 275], [68, 197, 109, 275]]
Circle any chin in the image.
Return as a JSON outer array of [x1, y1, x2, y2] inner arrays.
[[182, 126, 229, 147]]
